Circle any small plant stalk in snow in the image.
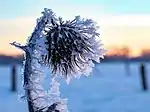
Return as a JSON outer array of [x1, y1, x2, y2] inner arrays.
[[11, 8, 105, 112]]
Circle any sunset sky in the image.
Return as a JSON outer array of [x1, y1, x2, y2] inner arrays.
[[0, 0, 150, 56]]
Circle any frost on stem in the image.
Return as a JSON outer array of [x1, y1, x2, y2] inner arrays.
[[47, 77, 68, 112], [11, 8, 68, 112]]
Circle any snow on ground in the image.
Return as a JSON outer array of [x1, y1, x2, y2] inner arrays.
[[0, 62, 150, 112]]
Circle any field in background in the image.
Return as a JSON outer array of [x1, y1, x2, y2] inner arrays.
[[0, 62, 150, 112]]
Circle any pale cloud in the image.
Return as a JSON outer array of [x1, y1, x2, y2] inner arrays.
[[99, 14, 150, 26], [97, 14, 150, 56], [1, 14, 150, 56]]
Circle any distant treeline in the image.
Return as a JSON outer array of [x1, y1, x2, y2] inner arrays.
[[0, 55, 23, 65], [101, 55, 150, 62], [0, 55, 150, 65]]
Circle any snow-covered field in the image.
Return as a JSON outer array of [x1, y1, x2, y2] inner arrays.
[[0, 62, 150, 112]]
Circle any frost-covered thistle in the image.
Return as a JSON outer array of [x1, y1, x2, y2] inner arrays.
[[11, 8, 105, 112], [45, 16, 105, 83]]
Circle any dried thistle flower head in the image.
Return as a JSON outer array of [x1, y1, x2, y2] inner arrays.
[[44, 15, 105, 78]]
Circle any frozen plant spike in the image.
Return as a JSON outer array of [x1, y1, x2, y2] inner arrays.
[[11, 8, 105, 112]]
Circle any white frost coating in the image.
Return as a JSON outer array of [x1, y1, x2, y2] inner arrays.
[[29, 49, 68, 111], [29, 49, 49, 109], [48, 77, 69, 112], [24, 9, 50, 110], [14, 8, 68, 111]]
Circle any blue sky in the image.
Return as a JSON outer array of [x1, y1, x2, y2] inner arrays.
[[1, 0, 150, 56], [1, 0, 150, 18]]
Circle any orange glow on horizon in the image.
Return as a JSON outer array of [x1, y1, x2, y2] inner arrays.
[[0, 45, 146, 57], [105, 46, 141, 57]]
